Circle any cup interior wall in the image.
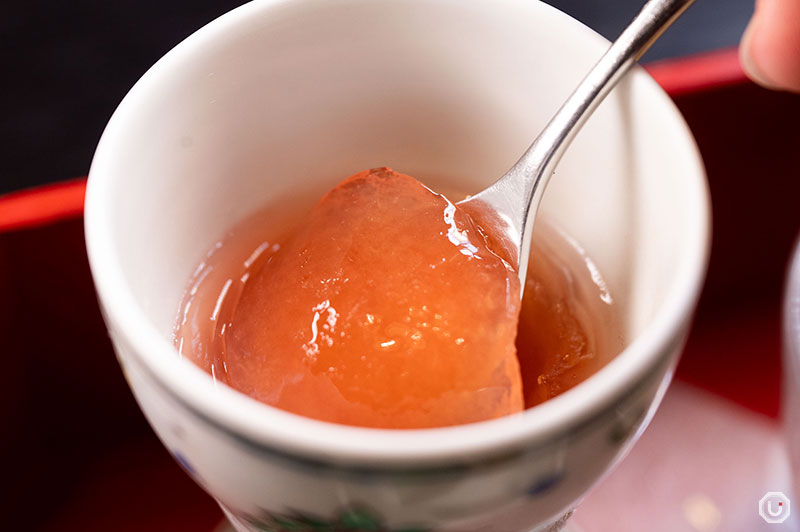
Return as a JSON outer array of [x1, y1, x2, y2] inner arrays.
[[94, 0, 704, 389]]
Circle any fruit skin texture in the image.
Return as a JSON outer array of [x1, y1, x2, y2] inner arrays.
[[226, 167, 524, 428]]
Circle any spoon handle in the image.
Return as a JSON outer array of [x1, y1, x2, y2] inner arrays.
[[461, 0, 695, 284], [513, 0, 696, 186]]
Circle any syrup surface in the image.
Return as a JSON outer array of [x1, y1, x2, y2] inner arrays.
[[175, 169, 623, 428]]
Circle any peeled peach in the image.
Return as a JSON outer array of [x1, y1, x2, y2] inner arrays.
[[226, 168, 524, 428]]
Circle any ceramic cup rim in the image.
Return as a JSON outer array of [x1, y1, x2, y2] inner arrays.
[[85, 0, 710, 467]]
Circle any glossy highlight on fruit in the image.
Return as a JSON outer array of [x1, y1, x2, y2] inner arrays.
[[225, 168, 524, 428]]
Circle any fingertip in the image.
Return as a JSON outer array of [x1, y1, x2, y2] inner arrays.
[[740, 17, 782, 90], [739, 0, 800, 93]]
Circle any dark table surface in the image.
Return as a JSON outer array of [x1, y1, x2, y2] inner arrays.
[[1, 0, 753, 196]]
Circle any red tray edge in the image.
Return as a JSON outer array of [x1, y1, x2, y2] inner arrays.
[[645, 46, 745, 97], [0, 177, 87, 232]]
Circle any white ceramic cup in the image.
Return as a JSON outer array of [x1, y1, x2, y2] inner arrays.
[[85, 0, 710, 530]]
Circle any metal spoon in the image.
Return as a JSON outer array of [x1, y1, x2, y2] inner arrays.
[[457, 0, 696, 291]]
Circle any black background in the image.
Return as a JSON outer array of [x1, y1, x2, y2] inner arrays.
[[1, 0, 753, 195]]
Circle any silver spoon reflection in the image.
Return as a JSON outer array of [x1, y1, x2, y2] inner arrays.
[[457, 0, 696, 294]]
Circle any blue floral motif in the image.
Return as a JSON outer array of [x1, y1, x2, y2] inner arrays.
[[243, 507, 429, 532], [171, 449, 197, 476], [526, 470, 564, 496]]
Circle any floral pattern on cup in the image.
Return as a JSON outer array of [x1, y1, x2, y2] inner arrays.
[[171, 449, 197, 476], [241, 506, 429, 532]]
